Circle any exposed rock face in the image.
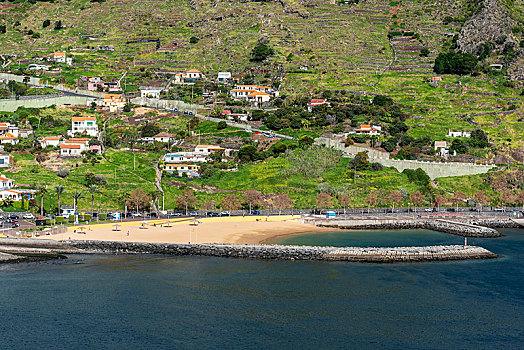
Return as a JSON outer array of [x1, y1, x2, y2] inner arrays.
[[457, 0, 514, 54]]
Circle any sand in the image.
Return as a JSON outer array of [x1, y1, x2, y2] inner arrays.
[[39, 215, 330, 244]]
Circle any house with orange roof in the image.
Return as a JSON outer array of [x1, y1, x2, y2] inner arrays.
[[0, 175, 15, 189], [39, 136, 61, 148], [51, 51, 72, 66], [60, 143, 83, 157], [0, 122, 19, 137], [0, 189, 36, 202], [164, 163, 200, 177], [69, 116, 99, 137], [102, 94, 126, 112], [353, 124, 382, 136], [194, 144, 225, 155], [434, 141, 449, 157], [174, 69, 206, 84], [247, 91, 272, 107], [0, 132, 19, 145]]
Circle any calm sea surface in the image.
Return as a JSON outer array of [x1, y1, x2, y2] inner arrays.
[[1, 228, 523, 349]]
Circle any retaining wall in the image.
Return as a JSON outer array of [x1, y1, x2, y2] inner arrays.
[[0, 95, 97, 112]]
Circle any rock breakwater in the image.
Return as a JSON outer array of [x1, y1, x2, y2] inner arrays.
[[65, 240, 498, 263], [308, 218, 502, 237]]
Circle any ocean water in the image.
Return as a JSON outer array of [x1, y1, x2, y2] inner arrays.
[[0, 229, 522, 350]]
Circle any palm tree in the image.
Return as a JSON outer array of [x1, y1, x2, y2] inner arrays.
[[87, 184, 99, 215], [71, 190, 84, 215], [55, 185, 64, 215], [36, 185, 48, 216]]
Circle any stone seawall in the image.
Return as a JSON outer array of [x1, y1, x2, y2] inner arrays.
[[64, 240, 498, 263], [307, 219, 502, 237]]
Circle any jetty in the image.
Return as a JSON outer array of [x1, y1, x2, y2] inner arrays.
[[303, 218, 506, 237], [0, 239, 498, 263]]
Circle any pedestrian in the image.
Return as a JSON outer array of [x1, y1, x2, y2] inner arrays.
[[127, 230, 129, 236]]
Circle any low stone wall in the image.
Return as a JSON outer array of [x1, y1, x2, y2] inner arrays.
[[64, 240, 498, 263], [307, 218, 502, 237]]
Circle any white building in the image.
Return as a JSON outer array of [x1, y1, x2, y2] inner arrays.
[[0, 133, 18, 145], [163, 152, 208, 163], [0, 175, 15, 189], [68, 117, 99, 137], [434, 141, 449, 157], [174, 69, 205, 84], [217, 72, 232, 83], [153, 133, 174, 143], [39, 136, 61, 148], [61, 205, 75, 216], [60, 144, 82, 157], [28, 64, 49, 71], [195, 145, 225, 155], [447, 130, 471, 138], [164, 163, 200, 177], [0, 154, 10, 169], [0, 122, 19, 137], [140, 86, 163, 99], [353, 124, 382, 136], [247, 91, 272, 107]]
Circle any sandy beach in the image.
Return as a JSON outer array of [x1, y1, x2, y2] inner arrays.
[[38, 215, 330, 244]]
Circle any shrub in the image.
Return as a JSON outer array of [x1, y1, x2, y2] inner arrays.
[[370, 162, 383, 171], [99, 213, 107, 220], [250, 43, 274, 62], [217, 121, 227, 130], [189, 36, 199, 44]]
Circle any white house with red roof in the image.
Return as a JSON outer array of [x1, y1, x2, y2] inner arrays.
[[0, 122, 19, 137], [59, 138, 90, 157], [307, 99, 330, 112], [247, 91, 272, 107]]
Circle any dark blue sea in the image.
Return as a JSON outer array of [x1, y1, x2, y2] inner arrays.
[[1, 228, 523, 349]]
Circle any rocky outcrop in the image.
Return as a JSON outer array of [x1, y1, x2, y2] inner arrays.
[[457, 0, 515, 54]]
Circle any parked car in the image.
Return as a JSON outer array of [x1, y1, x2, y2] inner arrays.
[[131, 213, 143, 217], [219, 211, 230, 217], [494, 207, 505, 212], [22, 213, 35, 220], [424, 208, 433, 212], [252, 210, 260, 215], [189, 211, 199, 216], [8, 214, 19, 220], [206, 212, 219, 217], [167, 212, 182, 217]]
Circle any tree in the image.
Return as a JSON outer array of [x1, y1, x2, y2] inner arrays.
[[469, 129, 489, 148], [473, 192, 488, 211], [365, 191, 378, 213], [221, 193, 242, 213], [410, 191, 425, 212], [176, 188, 196, 215], [434, 195, 446, 210], [250, 43, 274, 62], [316, 193, 333, 209], [87, 184, 99, 215], [245, 189, 263, 213], [128, 189, 151, 212], [55, 185, 64, 215], [71, 190, 84, 214], [140, 122, 161, 137], [36, 185, 47, 216], [43, 19, 51, 28], [450, 138, 468, 154], [452, 192, 466, 211], [339, 194, 352, 214], [515, 190, 524, 210], [388, 191, 403, 213], [298, 135, 314, 148], [350, 151, 369, 171], [0, 25, 6, 34], [273, 193, 292, 214], [433, 51, 478, 75], [189, 36, 199, 44], [238, 144, 260, 162]]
